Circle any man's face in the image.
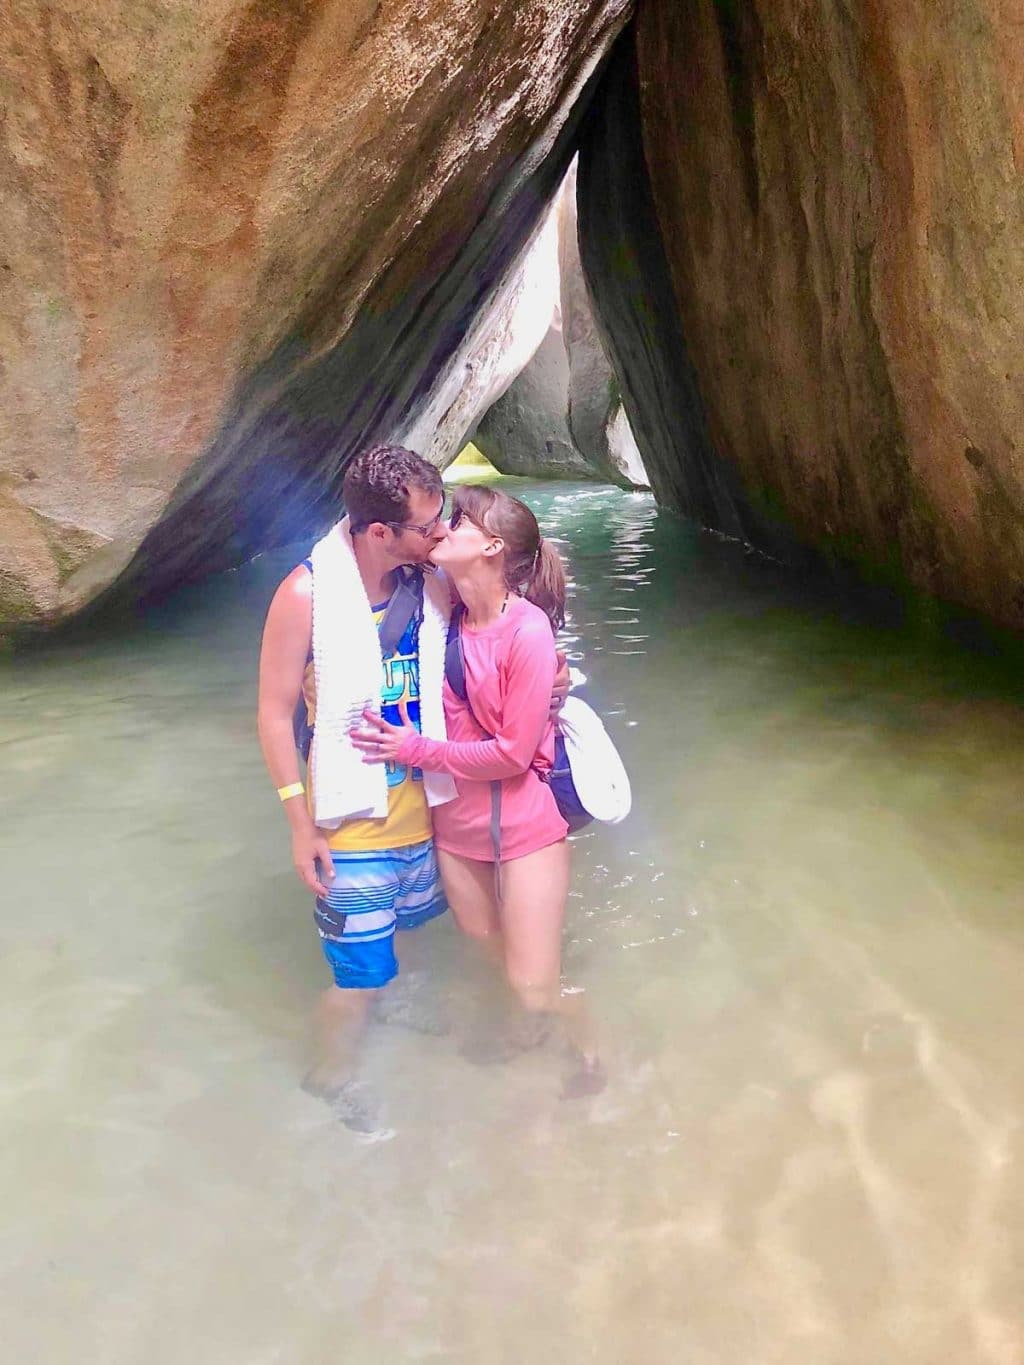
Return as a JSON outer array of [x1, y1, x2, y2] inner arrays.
[[386, 486, 449, 565]]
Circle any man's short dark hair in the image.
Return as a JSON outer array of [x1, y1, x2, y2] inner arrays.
[[343, 444, 443, 530]]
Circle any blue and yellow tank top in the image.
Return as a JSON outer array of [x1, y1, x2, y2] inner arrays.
[[302, 593, 432, 852]]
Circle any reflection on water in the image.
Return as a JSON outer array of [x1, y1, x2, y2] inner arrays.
[[2, 482, 1023, 1363]]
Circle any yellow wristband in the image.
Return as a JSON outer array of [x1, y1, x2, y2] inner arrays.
[[277, 782, 305, 802]]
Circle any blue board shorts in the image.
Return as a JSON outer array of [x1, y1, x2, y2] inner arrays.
[[313, 839, 447, 990]]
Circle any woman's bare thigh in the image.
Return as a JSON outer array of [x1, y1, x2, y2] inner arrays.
[[498, 840, 570, 1002], [437, 848, 501, 943]]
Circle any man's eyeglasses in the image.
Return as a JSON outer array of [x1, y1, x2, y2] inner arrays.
[[385, 502, 448, 537]]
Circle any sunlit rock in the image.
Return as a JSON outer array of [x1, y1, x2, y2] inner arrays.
[[398, 200, 563, 470], [0, 0, 632, 627], [473, 167, 648, 487]]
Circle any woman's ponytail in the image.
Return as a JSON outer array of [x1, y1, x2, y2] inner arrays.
[[523, 536, 566, 633]]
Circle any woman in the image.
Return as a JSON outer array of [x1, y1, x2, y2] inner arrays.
[[352, 485, 603, 1096]]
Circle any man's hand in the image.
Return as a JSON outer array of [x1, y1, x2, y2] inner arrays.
[[290, 820, 335, 897], [550, 650, 570, 719]]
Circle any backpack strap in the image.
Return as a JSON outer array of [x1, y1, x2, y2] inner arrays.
[[376, 567, 424, 657], [444, 604, 502, 871]]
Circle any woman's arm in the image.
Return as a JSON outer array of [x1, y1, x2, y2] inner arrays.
[[405, 623, 556, 779], [355, 624, 557, 781]]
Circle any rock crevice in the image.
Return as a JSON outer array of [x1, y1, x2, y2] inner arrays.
[[581, 1, 1024, 631]]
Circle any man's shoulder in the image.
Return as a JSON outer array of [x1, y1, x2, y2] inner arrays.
[[279, 562, 313, 599]]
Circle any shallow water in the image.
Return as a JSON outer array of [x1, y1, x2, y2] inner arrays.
[[2, 482, 1023, 1364]]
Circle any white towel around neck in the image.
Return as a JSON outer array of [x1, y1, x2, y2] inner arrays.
[[309, 518, 456, 829]]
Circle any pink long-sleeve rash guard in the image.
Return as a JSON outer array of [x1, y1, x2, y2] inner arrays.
[[396, 595, 568, 862]]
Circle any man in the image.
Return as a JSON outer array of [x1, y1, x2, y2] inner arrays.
[[257, 444, 565, 1131]]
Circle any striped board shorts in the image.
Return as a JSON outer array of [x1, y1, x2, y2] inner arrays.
[[314, 839, 447, 990]]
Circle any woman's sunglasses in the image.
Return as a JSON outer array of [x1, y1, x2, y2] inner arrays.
[[448, 505, 484, 532]]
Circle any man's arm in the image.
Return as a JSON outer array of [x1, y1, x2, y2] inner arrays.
[[257, 567, 334, 897]]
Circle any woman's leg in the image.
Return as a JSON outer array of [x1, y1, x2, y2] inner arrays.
[[499, 840, 602, 1090], [437, 847, 521, 1061], [437, 847, 502, 966], [496, 840, 569, 1011]]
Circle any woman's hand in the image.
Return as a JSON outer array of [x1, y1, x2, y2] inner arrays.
[[350, 702, 417, 763]]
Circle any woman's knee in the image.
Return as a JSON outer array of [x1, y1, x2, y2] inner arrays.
[[450, 905, 501, 945], [506, 971, 558, 1014]]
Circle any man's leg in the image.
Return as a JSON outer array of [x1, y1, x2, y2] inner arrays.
[[303, 849, 402, 1127], [304, 984, 374, 1097], [375, 840, 451, 1035]]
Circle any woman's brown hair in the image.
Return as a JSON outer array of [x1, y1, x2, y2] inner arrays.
[[451, 485, 566, 631]]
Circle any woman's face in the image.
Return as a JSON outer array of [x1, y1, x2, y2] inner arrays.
[[429, 504, 501, 570]]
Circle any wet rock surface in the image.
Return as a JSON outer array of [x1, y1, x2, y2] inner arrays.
[[578, 39, 760, 546]]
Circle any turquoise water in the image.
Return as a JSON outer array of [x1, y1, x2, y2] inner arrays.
[[2, 481, 1023, 1363]]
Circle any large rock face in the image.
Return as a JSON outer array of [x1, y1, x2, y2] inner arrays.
[[405, 169, 646, 488], [1, 0, 632, 627], [578, 39, 759, 542], [11, 1, 1024, 634], [581, 4, 1024, 631]]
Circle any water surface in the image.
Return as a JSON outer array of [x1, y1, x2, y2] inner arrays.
[[2, 482, 1023, 1363]]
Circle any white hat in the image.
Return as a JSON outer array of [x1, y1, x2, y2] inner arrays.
[[558, 696, 632, 824]]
